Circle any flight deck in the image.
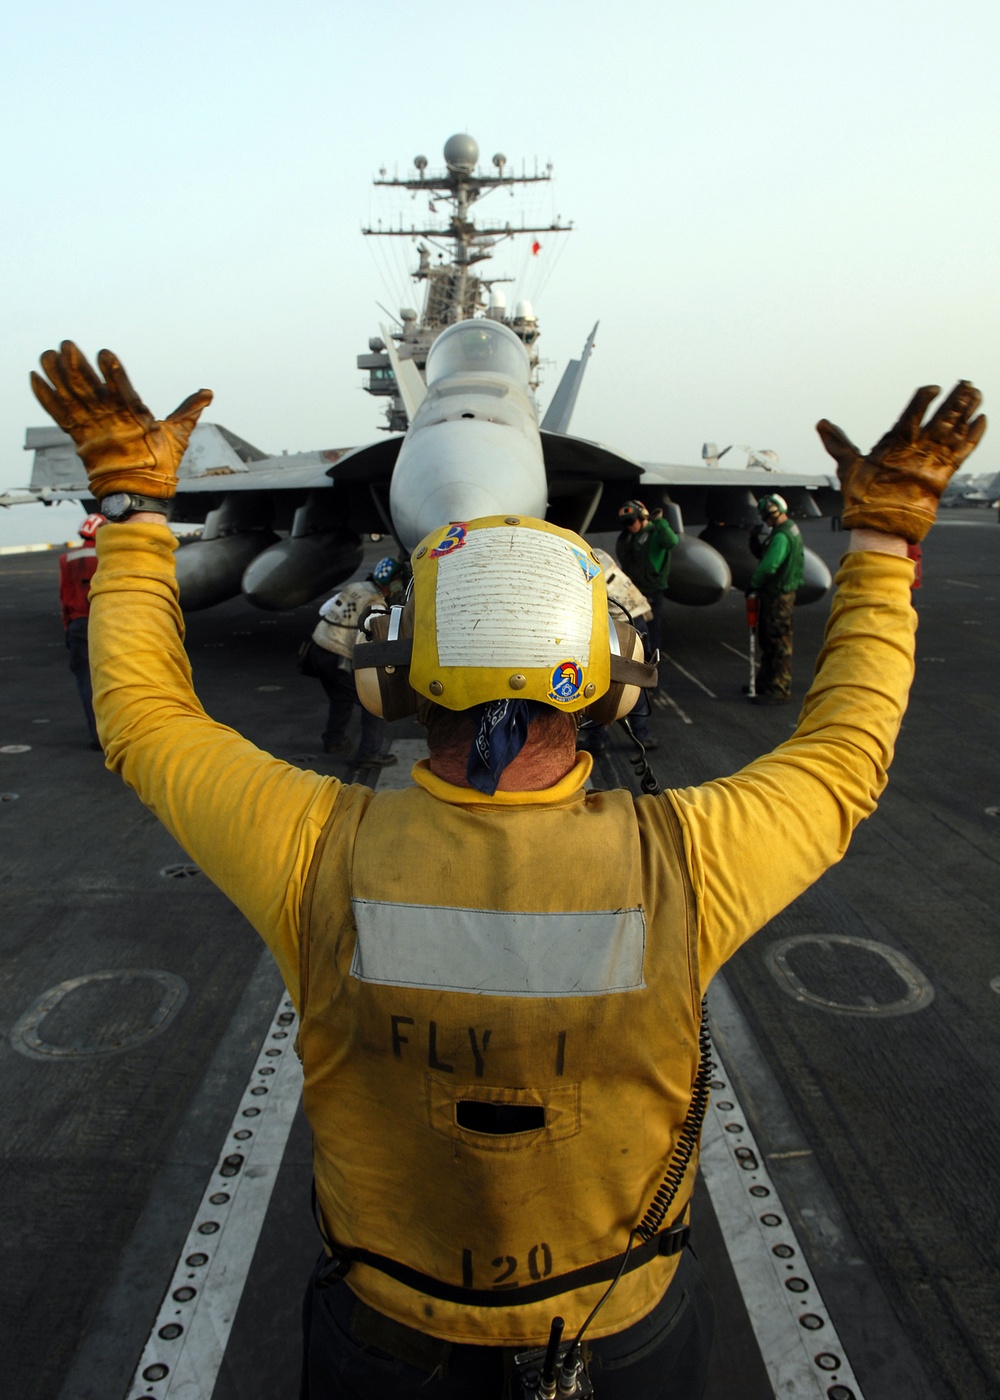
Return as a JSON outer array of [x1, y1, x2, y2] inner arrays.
[[1, 514, 998, 1400]]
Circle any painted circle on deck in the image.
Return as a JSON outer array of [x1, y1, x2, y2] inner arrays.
[[10, 969, 188, 1060], [764, 935, 934, 1018]]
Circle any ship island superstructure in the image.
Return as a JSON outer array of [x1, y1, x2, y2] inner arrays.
[[357, 133, 570, 432]]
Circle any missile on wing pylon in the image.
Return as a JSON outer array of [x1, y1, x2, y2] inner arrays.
[[241, 531, 364, 610], [699, 523, 831, 605], [664, 536, 733, 606], [175, 491, 364, 612], [241, 492, 364, 610], [175, 530, 279, 611], [175, 497, 279, 611], [388, 320, 549, 552]]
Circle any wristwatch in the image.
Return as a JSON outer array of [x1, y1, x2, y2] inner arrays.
[[100, 492, 174, 522]]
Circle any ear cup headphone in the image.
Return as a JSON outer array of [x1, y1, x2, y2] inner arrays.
[[353, 601, 418, 722], [585, 617, 651, 725], [354, 605, 656, 723]]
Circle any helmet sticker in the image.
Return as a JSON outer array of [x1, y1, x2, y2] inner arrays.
[[570, 546, 600, 584], [548, 661, 584, 704], [372, 556, 401, 584], [430, 523, 468, 558]]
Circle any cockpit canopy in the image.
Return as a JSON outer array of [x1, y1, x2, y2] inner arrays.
[[425, 319, 531, 389]]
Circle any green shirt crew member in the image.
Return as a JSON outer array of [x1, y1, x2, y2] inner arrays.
[[616, 500, 679, 596], [616, 500, 679, 671], [747, 493, 804, 705], [750, 513, 805, 596]]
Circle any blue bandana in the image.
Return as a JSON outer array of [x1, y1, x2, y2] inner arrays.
[[466, 699, 548, 795]]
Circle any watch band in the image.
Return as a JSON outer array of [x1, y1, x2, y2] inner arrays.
[[101, 492, 174, 520]]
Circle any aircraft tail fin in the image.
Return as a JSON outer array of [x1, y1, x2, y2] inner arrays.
[[541, 322, 599, 434], [22, 422, 270, 495], [24, 427, 87, 492], [381, 324, 427, 424]]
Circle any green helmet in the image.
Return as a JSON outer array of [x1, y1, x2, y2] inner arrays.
[[618, 499, 649, 525], [757, 493, 787, 519]]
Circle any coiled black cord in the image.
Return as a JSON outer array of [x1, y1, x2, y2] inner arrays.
[[636, 1001, 714, 1241], [618, 717, 660, 796], [564, 1002, 715, 1362]]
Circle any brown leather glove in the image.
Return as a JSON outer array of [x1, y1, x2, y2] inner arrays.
[[30, 340, 213, 501], [816, 382, 986, 543]]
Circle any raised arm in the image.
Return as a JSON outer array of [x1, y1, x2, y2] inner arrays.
[[665, 382, 986, 985], [31, 343, 343, 996]]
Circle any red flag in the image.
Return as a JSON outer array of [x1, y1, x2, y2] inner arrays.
[[531, 240, 541, 256]]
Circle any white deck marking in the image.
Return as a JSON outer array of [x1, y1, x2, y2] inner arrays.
[[701, 1033, 865, 1398], [658, 690, 694, 725], [126, 995, 302, 1400], [661, 652, 717, 698], [721, 640, 749, 661]]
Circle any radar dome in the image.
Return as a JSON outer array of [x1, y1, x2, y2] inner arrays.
[[443, 133, 479, 174]]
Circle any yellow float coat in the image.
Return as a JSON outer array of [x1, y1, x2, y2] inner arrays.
[[88, 525, 916, 1344]]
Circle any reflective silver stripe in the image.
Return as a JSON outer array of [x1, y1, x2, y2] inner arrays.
[[349, 900, 646, 996]]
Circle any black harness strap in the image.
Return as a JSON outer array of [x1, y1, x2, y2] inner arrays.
[[314, 1218, 689, 1307], [609, 653, 658, 688], [352, 636, 413, 668]]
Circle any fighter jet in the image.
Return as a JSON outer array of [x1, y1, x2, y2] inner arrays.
[[18, 134, 836, 609]]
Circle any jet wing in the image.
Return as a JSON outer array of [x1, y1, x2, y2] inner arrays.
[[18, 416, 841, 611], [640, 460, 839, 492], [22, 423, 367, 505]]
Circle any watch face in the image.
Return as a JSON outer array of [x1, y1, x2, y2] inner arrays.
[[101, 492, 132, 521]]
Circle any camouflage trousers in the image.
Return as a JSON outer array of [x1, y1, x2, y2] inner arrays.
[[757, 590, 795, 699]]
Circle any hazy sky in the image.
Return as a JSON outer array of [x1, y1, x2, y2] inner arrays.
[[3, 0, 997, 544]]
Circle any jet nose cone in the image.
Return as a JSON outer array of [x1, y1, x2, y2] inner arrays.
[[402, 483, 509, 552], [390, 418, 548, 552]]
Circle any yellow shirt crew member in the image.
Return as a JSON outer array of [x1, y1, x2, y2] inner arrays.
[[30, 340, 985, 1398]]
